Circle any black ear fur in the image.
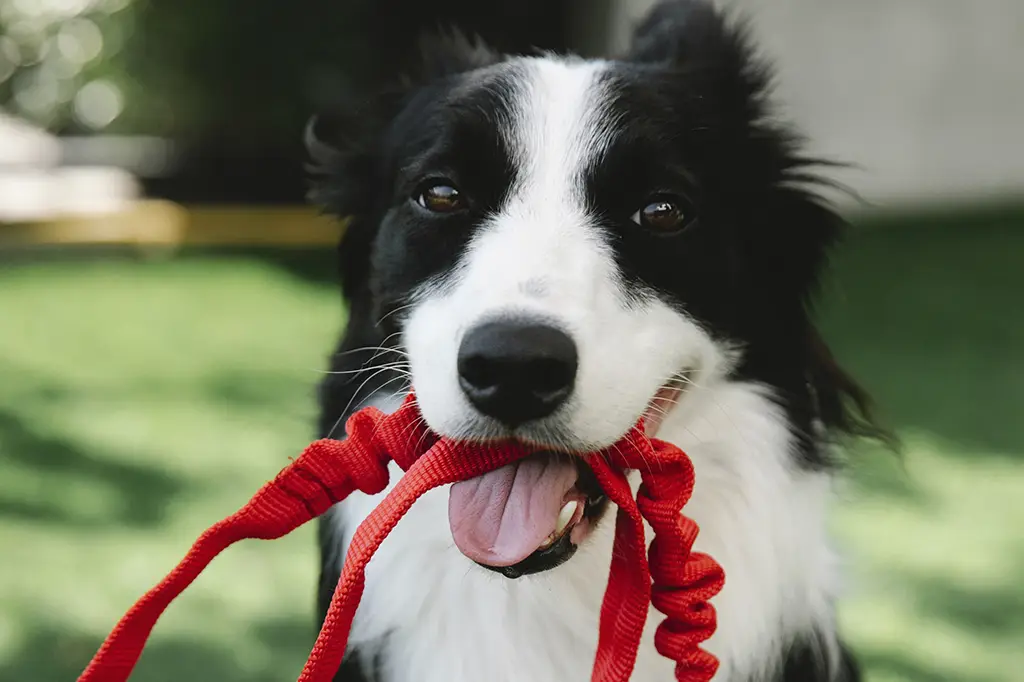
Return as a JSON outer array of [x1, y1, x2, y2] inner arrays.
[[628, 3, 890, 448], [305, 28, 502, 302], [625, 2, 842, 294], [306, 27, 502, 218], [628, 0, 737, 64], [627, 1, 774, 122], [412, 28, 504, 84]]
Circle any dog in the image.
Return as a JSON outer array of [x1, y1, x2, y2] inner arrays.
[[307, 1, 880, 680]]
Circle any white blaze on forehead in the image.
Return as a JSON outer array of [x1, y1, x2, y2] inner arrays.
[[506, 57, 614, 205], [448, 57, 619, 318]]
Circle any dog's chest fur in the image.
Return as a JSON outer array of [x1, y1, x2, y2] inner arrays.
[[326, 379, 840, 682]]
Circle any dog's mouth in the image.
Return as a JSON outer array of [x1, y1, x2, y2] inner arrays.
[[447, 378, 686, 579], [448, 452, 608, 579]]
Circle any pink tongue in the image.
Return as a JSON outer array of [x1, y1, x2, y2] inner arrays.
[[448, 457, 578, 567]]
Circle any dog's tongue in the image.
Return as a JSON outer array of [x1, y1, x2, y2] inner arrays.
[[448, 457, 577, 567]]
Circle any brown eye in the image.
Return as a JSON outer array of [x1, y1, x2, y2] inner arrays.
[[415, 181, 466, 213], [631, 196, 692, 233]]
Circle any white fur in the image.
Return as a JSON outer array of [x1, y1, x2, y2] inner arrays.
[[330, 374, 838, 681], [328, 56, 841, 681]]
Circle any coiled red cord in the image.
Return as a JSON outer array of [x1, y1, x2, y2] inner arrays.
[[78, 394, 724, 682]]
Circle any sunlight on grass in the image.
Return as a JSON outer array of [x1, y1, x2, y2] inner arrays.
[[822, 212, 1024, 682], [836, 436, 1024, 682], [0, 254, 339, 681]]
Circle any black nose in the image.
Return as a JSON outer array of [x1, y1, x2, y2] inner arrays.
[[457, 321, 578, 427]]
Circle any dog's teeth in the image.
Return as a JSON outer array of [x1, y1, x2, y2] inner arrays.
[[538, 502, 579, 551], [556, 501, 579, 535]]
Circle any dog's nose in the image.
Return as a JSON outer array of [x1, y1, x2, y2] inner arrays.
[[457, 321, 578, 427]]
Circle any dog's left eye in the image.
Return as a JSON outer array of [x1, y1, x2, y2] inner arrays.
[[414, 180, 466, 213], [630, 195, 693, 234]]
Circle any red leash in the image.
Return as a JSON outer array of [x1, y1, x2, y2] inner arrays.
[[78, 394, 724, 681]]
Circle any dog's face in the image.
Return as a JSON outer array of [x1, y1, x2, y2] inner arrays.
[[313, 1, 845, 577], [401, 56, 724, 451]]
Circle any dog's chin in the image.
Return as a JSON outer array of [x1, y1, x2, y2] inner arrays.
[[452, 378, 688, 579]]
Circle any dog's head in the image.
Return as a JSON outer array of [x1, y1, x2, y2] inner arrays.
[[311, 0, 872, 578]]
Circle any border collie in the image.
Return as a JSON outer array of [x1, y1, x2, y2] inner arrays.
[[308, 2, 880, 680]]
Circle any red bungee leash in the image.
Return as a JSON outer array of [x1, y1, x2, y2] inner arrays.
[[78, 393, 724, 682]]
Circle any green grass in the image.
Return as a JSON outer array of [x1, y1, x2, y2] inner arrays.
[[820, 210, 1024, 682], [1, 214, 1022, 681], [0, 252, 340, 681]]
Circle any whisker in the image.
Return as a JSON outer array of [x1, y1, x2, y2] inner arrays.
[[410, 412, 438, 456], [316, 361, 411, 377], [331, 374, 412, 443], [643, 404, 674, 418], [330, 367, 412, 439], [366, 335, 408, 368], [369, 391, 418, 444], [671, 370, 705, 390], [354, 375, 415, 446], [331, 344, 407, 359], [331, 332, 407, 359], [397, 405, 429, 444], [375, 302, 417, 328]]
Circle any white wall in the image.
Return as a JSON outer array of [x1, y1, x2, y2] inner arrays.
[[591, 0, 1024, 210]]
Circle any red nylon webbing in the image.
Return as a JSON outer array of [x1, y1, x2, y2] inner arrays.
[[78, 394, 724, 682]]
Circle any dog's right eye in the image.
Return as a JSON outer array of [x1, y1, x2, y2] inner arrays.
[[414, 181, 466, 213]]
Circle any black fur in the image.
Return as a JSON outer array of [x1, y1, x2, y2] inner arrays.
[[310, 2, 878, 680], [611, 4, 884, 466]]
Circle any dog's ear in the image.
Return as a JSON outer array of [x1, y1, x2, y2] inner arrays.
[[305, 97, 387, 219], [305, 93, 401, 301], [412, 28, 503, 84], [625, 1, 773, 128], [627, 0, 740, 65], [306, 28, 502, 300], [307, 27, 502, 218]]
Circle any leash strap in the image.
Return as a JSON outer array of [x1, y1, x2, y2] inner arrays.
[[77, 395, 723, 682]]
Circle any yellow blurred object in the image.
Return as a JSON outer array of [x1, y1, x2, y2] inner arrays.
[[0, 201, 347, 248]]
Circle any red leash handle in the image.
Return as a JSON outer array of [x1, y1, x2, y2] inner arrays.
[[78, 395, 723, 682], [587, 431, 724, 682]]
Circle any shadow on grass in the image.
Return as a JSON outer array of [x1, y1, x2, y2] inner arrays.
[[842, 450, 938, 510], [822, 208, 1024, 461], [858, 650, 997, 682], [0, 409, 187, 528], [850, 550, 1024, 682], [0, 617, 316, 682], [908, 547, 1024, 639], [916, 578, 1024, 638]]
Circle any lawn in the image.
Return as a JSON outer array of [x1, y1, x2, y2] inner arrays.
[[1, 211, 1022, 682]]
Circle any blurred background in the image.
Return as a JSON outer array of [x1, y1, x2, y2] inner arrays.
[[0, 1, 1021, 680]]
